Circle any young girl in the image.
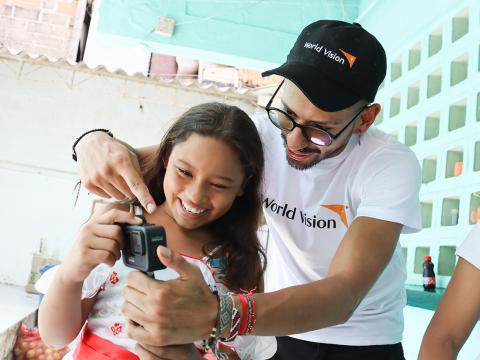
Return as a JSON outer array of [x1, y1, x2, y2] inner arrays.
[[37, 102, 276, 359]]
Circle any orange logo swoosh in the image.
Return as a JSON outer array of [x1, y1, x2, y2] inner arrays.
[[339, 49, 357, 69], [321, 205, 348, 227]]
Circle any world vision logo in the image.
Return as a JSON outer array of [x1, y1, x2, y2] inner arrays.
[[304, 42, 357, 69], [338, 49, 357, 69], [320, 204, 349, 227]]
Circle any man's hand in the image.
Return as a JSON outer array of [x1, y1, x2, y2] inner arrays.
[[75, 131, 157, 213], [122, 246, 218, 346]]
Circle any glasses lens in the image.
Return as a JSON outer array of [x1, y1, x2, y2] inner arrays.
[[268, 109, 294, 131], [305, 128, 332, 146]]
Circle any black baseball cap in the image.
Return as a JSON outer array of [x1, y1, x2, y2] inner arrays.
[[262, 20, 386, 112]]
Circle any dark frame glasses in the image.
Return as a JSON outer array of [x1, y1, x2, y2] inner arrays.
[[265, 80, 366, 147]]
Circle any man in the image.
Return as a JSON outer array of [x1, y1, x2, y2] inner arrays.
[[75, 21, 420, 359]]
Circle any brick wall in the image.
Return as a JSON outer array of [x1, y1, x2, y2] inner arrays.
[[0, 0, 79, 59]]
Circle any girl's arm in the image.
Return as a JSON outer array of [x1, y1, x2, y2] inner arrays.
[[418, 257, 480, 360], [38, 270, 96, 348], [38, 205, 143, 348]]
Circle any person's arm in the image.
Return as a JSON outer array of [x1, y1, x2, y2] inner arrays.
[[38, 206, 142, 348], [75, 131, 158, 213], [38, 270, 96, 348], [122, 216, 402, 345], [418, 257, 480, 360], [252, 215, 402, 334]]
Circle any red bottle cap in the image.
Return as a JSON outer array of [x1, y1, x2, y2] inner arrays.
[[424, 255, 432, 261]]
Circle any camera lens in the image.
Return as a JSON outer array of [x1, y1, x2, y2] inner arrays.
[[130, 231, 144, 255]]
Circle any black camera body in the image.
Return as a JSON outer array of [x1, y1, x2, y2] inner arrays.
[[119, 223, 167, 273]]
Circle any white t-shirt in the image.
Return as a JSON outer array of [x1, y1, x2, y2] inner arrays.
[[457, 224, 480, 269], [252, 112, 421, 345]]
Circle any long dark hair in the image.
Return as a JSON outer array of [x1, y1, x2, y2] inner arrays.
[[142, 102, 265, 291]]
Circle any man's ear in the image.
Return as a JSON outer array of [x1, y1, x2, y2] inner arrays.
[[354, 103, 381, 134]]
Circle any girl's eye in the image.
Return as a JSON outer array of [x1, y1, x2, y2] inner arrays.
[[177, 167, 192, 177], [211, 183, 229, 190]]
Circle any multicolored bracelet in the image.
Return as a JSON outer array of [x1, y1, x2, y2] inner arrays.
[[211, 289, 258, 344], [246, 293, 257, 335], [217, 293, 233, 339]]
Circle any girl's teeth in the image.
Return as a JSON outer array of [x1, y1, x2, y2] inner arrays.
[[182, 201, 206, 215]]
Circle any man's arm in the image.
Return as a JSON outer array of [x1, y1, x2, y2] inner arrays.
[[418, 258, 480, 360], [122, 216, 402, 345], [253, 216, 402, 334], [75, 131, 158, 213]]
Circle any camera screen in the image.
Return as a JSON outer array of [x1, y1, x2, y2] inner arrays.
[[129, 231, 144, 255]]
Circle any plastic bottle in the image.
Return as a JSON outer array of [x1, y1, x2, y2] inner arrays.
[[423, 255, 436, 292]]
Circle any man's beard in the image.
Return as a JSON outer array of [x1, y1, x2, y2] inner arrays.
[[281, 133, 322, 170]]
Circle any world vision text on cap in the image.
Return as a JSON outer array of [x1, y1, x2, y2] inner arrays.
[[304, 42, 357, 69]]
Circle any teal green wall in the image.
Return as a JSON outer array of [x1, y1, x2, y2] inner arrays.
[[97, 0, 360, 69]]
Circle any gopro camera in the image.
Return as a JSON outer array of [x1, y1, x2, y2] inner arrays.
[[120, 223, 167, 273], [118, 203, 167, 273]]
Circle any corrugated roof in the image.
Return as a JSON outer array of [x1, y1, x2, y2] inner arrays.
[[0, 46, 271, 97]]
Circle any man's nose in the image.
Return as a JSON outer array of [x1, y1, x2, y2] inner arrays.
[[287, 127, 310, 150]]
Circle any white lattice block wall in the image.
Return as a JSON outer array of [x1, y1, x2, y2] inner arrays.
[[372, 0, 480, 288]]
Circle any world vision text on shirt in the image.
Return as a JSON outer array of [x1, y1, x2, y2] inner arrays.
[[263, 198, 348, 229]]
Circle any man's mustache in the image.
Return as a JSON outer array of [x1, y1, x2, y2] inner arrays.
[[281, 133, 321, 154]]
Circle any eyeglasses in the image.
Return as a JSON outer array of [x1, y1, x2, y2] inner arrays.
[[265, 80, 366, 147]]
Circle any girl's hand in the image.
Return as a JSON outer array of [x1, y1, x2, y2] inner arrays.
[[59, 206, 143, 284], [135, 343, 203, 360]]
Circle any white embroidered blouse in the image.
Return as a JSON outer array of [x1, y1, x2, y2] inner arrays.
[[36, 254, 276, 360]]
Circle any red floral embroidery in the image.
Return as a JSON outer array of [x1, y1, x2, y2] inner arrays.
[[111, 322, 122, 336], [109, 271, 119, 285]]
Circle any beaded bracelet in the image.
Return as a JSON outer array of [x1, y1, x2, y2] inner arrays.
[[246, 293, 257, 335], [202, 326, 218, 354]]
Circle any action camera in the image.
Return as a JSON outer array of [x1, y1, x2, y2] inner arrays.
[[119, 222, 167, 273]]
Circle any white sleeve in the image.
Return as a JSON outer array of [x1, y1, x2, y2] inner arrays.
[[355, 144, 421, 234], [222, 335, 277, 360], [35, 264, 111, 299], [456, 225, 480, 269]]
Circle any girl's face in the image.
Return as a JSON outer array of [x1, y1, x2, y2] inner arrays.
[[163, 133, 246, 230]]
